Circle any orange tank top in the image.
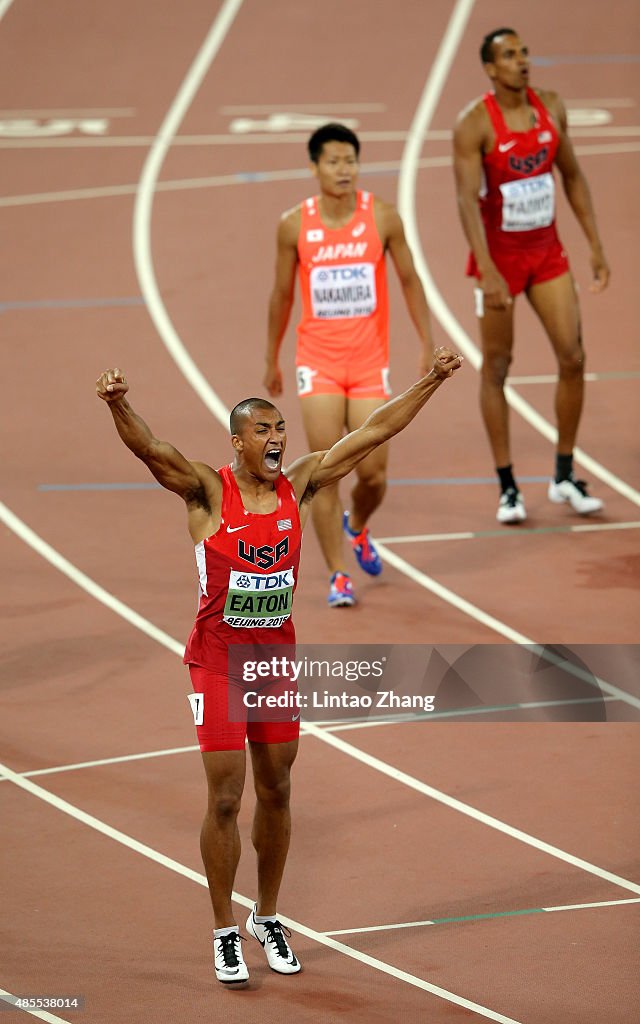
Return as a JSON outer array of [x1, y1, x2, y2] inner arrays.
[[296, 190, 389, 366]]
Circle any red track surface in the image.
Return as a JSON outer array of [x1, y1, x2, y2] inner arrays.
[[1, 2, 639, 1022]]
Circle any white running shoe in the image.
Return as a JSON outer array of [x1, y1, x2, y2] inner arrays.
[[548, 476, 604, 515], [497, 488, 527, 524], [246, 907, 301, 974], [213, 931, 249, 984]]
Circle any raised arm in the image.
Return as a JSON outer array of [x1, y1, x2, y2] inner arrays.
[[287, 348, 462, 514], [378, 200, 435, 376], [547, 92, 610, 293], [96, 368, 221, 541], [264, 209, 300, 397], [453, 104, 512, 310]]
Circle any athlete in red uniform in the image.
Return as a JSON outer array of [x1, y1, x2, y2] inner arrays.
[[96, 347, 462, 985], [453, 28, 610, 524], [265, 123, 435, 607]]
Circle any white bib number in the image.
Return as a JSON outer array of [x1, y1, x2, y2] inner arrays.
[[310, 263, 376, 319], [500, 172, 555, 231]]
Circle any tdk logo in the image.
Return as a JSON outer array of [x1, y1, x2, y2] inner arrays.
[[316, 266, 368, 282]]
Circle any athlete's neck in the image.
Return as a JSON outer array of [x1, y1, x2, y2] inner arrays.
[[318, 191, 357, 227], [493, 83, 529, 110]]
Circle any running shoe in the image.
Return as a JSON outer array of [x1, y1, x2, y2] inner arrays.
[[213, 930, 249, 984], [343, 511, 383, 575], [496, 488, 527, 524], [328, 571, 356, 608], [548, 476, 603, 514], [246, 907, 301, 975]]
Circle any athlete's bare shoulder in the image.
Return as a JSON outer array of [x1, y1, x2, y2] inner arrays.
[[277, 203, 302, 244], [533, 87, 566, 128], [454, 96, 491, 148]]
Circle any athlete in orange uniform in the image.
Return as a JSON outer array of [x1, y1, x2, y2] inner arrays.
[[96, 348, 462, 985], [265, 123, 435, 606], [453, 28, 610, 524]]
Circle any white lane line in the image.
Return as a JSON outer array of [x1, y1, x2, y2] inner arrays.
[[0, 761, 522, 1023], [133, 0, 245, 426], [3, 500, 638, 863], [220, 102, 388, 113], [397, 15, 640, 510], [376, 522, 640, 543], [508, 372, 640, 384], [16, 745, 199, 778], [0, 502, 183, 657], [2, 143, 638, 208], [0, 0, 16, 19], [300, 722, 640, 896], [0, 988, 72, 1023], [0, 107, 135, 117], [324, 898, 640, 936], [372, 541, 640, 709]]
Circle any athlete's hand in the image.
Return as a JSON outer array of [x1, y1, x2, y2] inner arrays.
[[431, 346, 463, 379], [263, 360, 283, 397], [590, 248, 610, 293], [480, 265, 513, 311], [96, 367, 129, 403]]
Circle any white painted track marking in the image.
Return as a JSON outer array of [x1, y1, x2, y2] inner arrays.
[[133, 0, 244, 426], [0, 761, 522, 1023]]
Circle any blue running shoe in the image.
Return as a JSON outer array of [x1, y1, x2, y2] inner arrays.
[[328, 572, 356, 608], [343, 512, 382, 576]]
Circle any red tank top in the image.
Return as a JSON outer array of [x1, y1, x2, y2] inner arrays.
[[479, 88, 560, 247], [296, 190, 389, 365], [183, 465, 301, 670]]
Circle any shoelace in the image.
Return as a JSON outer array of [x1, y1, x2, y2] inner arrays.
[[217, 932, 244, 968], [571, 479, 589, 496], [502, 489, 519, 506], [333, 573, 352, 592], [260, 920, 293, 959]]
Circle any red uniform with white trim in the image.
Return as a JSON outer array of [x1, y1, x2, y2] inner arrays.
[[295, 190, 391, 398], [184, 465, 301, 751], [467, 88, 570, 296]]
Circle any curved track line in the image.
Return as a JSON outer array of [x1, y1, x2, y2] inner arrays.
[[397, 3, 640, 508], [0, 761, 522, 1023], [132, 0, 244, 425], [2, 502, 638, 869], [0, 502, 183, 657]]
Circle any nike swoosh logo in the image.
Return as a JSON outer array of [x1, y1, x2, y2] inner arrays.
[[352, 223, 366, 237], [227, 524, 249, 533], [498, 141, 517, 153], [292, 712, 301, 722]]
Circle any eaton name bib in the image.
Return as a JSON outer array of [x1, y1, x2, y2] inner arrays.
[[224, 567, 295, 628]]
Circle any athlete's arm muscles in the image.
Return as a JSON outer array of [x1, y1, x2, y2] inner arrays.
[[547, 92, 610, 292], [265, 208, 301, 396], [453, 104, 511, 309], [286, 349, 461, 508], [96, 368, 221, 541], [377, 200, 434, 376]]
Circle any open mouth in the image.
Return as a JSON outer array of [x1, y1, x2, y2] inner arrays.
[[264, 449, 281, 469]]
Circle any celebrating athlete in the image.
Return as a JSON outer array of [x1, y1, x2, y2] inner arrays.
[[96, 346, 461, 985]]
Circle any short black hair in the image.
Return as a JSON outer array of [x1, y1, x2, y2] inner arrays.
[[229, 398, 280, 435], [307, 122, 360, 163], [480, 27, 517, 64]]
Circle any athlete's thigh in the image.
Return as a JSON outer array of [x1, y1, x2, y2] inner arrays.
[[478, 302, 516, 366], [201, 748, 247, 802], [346, 396, 389, 474], [299, 393, 347, 451], [249, 738, 299, 792], [526, 272, 581, 358]]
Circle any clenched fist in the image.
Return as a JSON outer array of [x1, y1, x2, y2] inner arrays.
[[96, 368, 129, 403]]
